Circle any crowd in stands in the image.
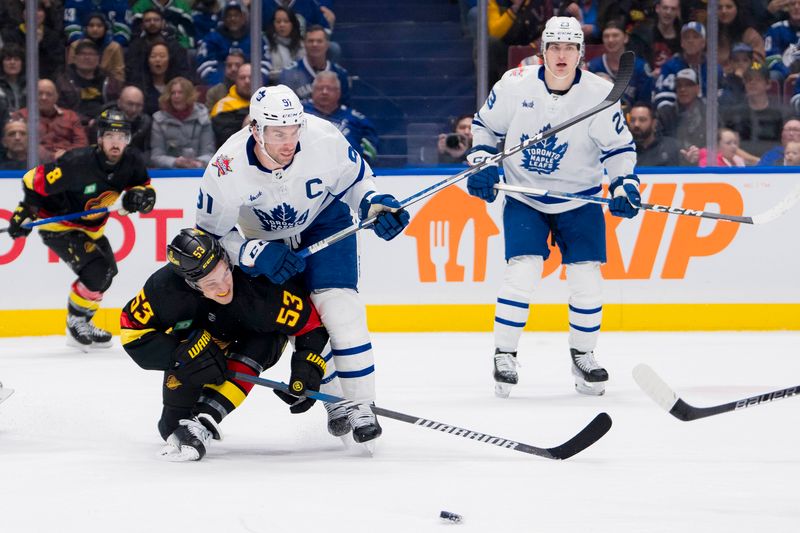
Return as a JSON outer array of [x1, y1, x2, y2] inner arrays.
[[0, 0, 376, 169], [4, 1, 800, 169]]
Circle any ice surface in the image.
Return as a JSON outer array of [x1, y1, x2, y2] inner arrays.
[[1, 331, 799, 532]]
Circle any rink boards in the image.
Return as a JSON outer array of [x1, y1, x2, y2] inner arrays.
[[0, 167, 798, 335]]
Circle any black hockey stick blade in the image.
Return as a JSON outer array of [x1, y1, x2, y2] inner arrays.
[[299, 52, 635, 258], [232, 372, 612, 460], [633, 363, 800, 421]]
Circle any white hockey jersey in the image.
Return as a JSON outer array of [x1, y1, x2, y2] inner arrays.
[[472, 66, 637, 214], [196, 114, 376, 262]]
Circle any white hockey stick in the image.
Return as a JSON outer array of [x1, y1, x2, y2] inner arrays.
[[495, 182, 800, 225], [295, 52, 636, 258]]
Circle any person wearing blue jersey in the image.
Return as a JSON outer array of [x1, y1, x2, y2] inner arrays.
[[195, 85, 410, 445], [764, 0, 800, 81], [467, 16, 641, 398], [279, 25, 350, 104], [587, 19, 654, 107], [64, 0, 132, 47], [303, 72, 379, 164]]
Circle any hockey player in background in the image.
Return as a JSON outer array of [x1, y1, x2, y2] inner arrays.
[[467, 16, 641, 398], [6, 109, 155, 351], [195, 85, 410, 445], [121, 228, 329, 461]]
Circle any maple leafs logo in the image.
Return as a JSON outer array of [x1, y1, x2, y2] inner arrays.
[[253, 202, 309, 232], [519, 124, 568, 175]]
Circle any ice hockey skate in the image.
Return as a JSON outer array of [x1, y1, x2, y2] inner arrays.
[[570, 348, 608, 396], [157, 415, 219, 462], [493, 349, 519, 398], [66, 314, 92, 352], [325, 401, 351, 437], [86, 320, 113, 348], [347, 403, 382, 444]]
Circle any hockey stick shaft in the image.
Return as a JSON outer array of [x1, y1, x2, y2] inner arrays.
[[0, 206, 126, 234], [296, 52, 636, 259], [633, 363, 800, 421], [232, 372, 612, 460]]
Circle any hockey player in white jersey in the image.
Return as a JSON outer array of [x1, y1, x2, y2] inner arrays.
[[467, 16, 641, 397], [195, 85, 410, 444]]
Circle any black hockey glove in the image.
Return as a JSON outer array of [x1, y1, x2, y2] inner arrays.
[[172, 329, 227, 386], [122, 185, 156, 214], [7, 203, 36, 239], [273, 349, 326, 413]]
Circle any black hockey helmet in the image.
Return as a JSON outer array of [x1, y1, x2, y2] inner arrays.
[[96, 108, 131, 136], [167, 228, 229, 282]]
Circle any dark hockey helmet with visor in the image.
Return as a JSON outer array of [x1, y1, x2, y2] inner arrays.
[[167, 228, 230, 283], [97, 108, 132, 136]]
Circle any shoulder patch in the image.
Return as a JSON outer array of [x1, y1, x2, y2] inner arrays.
[[212, 154, 234, 177]]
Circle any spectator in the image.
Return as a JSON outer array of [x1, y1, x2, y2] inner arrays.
[[1, 2, 64, 79], [756, 118, 800, 165], [764, 0, 800, 81], [721, 63, 789, 160], [437, 114, 473, 165], [699, 128, 746, 167], [205, 51, 245, 110], [279, 25, 350, 103], [587, 19, 654, 106], [781, 140, 800, 164], [150, 77, 215, 168], [0, 44, 27, 123], [725, 42, 755, 97], [64, 0, 131, 47], [717, 0, 766, 74], [265, 6, 305, 78], [657, 68, 706, 164], [654, 22, 727, 111], [210, 63, 252, 146], [66, 13, 126, 83], [12, 79, 88, 163], [112, 85, 153, 158], [131, 40, 183, 116], [193, 0, 222, 42], [1, 0, 63, 38], [486, 0, 555, 85], [126, 8, 193, 83], [196, 1, 269, 85], [303, 72, 380, 164], [628, 102, 682, 166], [0, 118, 28, 169], [629, 0, 682, 78], [132, 0, 196, 49], [57, 40, 123, 133], [261, 0, 331, 35]]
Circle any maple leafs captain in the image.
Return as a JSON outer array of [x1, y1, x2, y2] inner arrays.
[[467, 16, 642, 399], [196, 85, 410, 445]]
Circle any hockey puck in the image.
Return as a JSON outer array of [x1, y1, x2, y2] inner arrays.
[[440, 511, 462, 523]]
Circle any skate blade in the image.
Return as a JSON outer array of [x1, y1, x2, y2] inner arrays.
[[65, 335, 91, 353], [494, 382, 514, 399], [574, 378, 606, 396], [157, 443, 201, 462], [0, 387, 14, 405], [89, 340, 113, 349]]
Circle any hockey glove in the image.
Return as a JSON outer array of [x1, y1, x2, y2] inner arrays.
[[466, 145, 500, 202], [608, 174, 641, 219], [172, 329, 227, 386], [239, 239, 306, 284], [359, 193, 410, 241], [122, 185, 156, 214], [273, 349, 326, 413], [7, 203, 36, 239]]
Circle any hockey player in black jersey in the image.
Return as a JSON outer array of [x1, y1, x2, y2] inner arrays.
[[6, 109, 156, 351], [120, 228, 332, 461]]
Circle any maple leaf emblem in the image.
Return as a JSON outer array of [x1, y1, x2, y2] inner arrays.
[[253, 202, 310, 232], [519, 125, 568, 175]]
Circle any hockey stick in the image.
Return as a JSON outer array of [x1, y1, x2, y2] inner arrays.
[[495, 182, 800, 225], [232, 371, 612, 460], [296, 52, 636, 258], [632, 363, 800, 421], [0, 206, 127, 234]]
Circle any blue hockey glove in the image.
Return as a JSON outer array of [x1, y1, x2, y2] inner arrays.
[[608, 174, 641, 219], [466, 145, 500, 202], [359, 193, 410, 241], [239, 240, 305, 284]]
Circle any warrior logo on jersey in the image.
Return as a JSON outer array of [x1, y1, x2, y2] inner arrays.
[[519, 125, 568, 175], [212, 154, 234, 177], [253, 202, 310, 232]]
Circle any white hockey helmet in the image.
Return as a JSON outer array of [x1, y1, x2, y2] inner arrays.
[[541, 16, 583, 54], [249, 84, 305, 137]]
